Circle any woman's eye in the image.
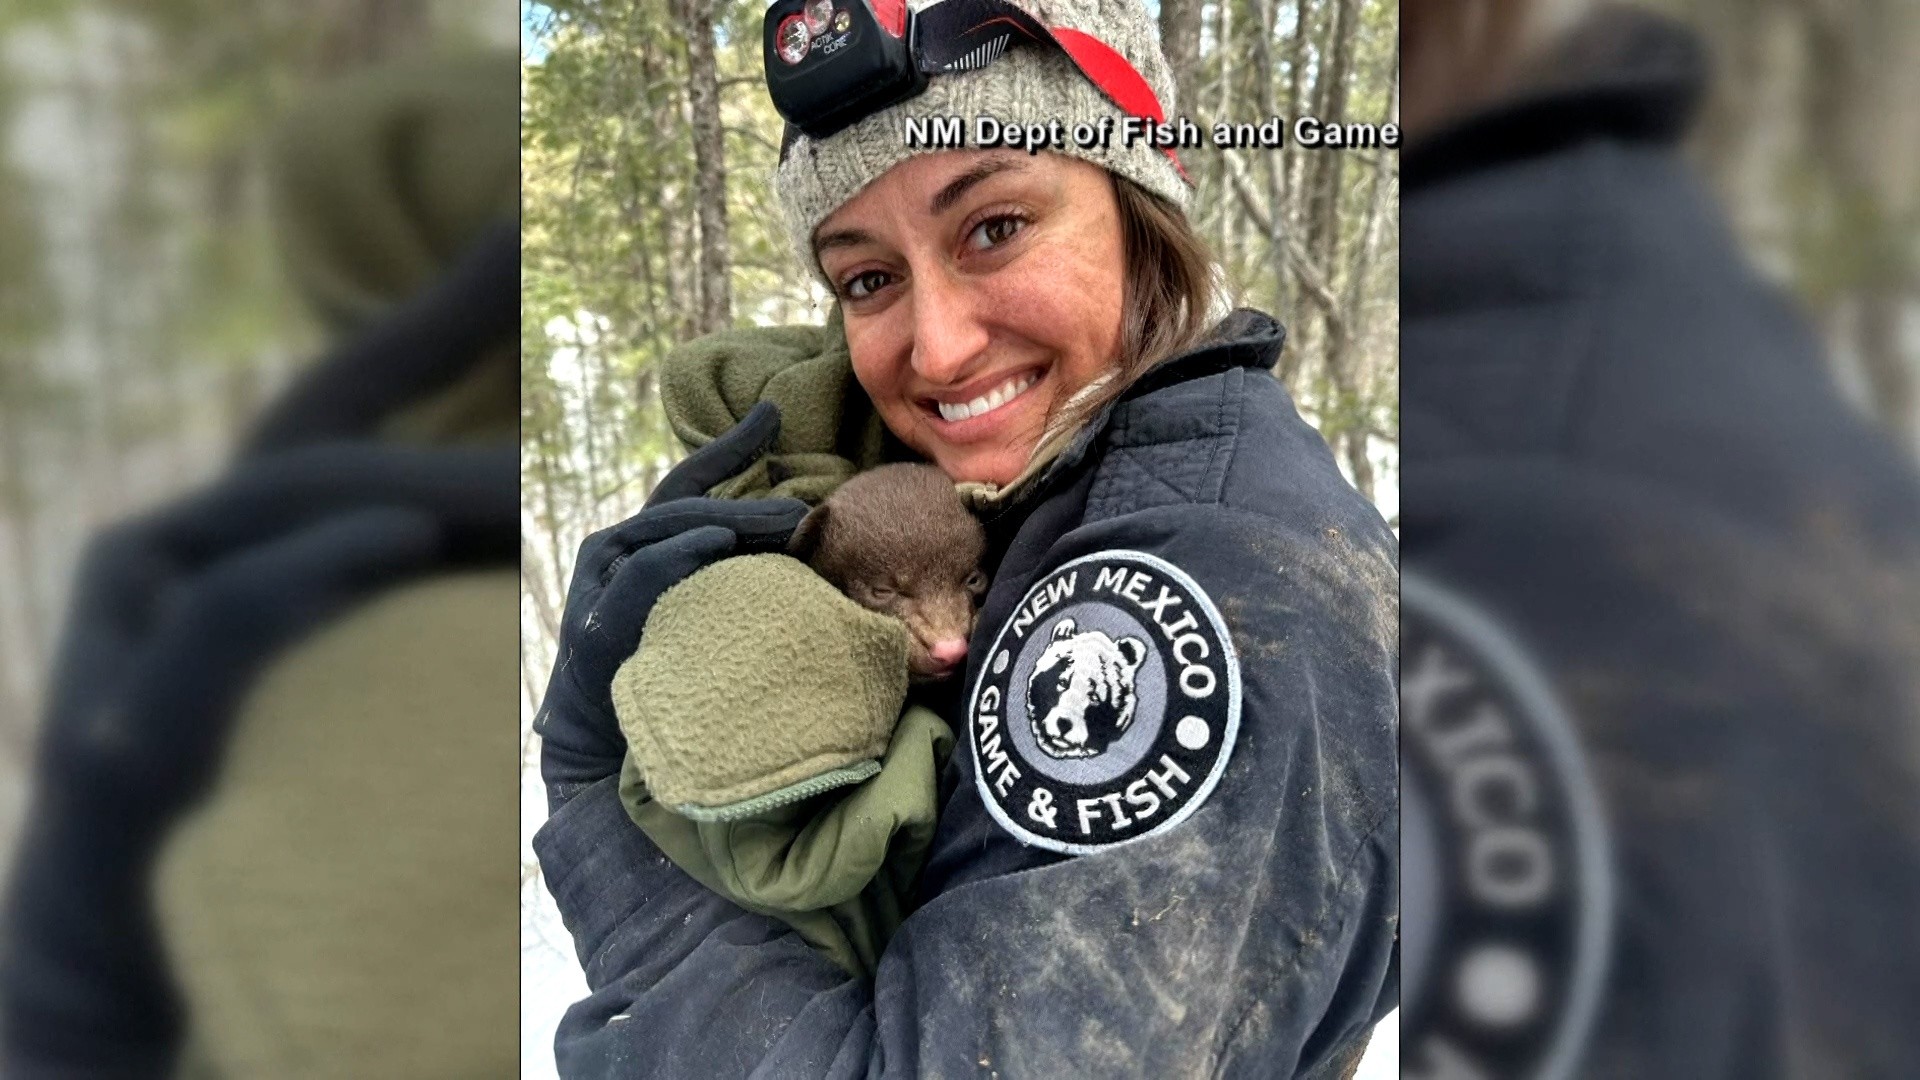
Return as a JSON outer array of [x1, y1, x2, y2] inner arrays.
[[842, 270, 891, 300], [966, 215, 1025, 251]]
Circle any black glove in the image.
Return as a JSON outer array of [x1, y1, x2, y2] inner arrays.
[[536, 401, 809, 809]]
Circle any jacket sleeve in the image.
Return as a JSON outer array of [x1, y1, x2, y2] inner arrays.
[[533, 502, 1399, 1078]]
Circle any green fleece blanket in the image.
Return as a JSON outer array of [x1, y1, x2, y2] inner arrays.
[[614, 555, 909, 818], [614, 316, 956, 977], [659, 306, 898, 504], [656, 306, 1061, 510], [620, 705, 952, 978]]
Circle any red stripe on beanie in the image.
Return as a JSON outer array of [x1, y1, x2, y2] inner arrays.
[[1051, 27, 1162, 121], [1050, 26, 1192, 184]]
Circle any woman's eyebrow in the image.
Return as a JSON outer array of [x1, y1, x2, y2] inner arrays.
[[812, 158, 1029, 258], [813, 227, 875, 257], [930, 157, 1027, 215]]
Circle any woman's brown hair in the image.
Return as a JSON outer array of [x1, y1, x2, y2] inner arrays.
[[1042, 174, 1218, 444]]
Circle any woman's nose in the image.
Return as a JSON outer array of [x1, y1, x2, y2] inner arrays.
[[908, 268, 990, 385]]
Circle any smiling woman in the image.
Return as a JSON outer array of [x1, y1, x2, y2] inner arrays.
[[819, 151, 1129, 483], [816, 150, 1216, 486], [529, 0, 1399, 1075]]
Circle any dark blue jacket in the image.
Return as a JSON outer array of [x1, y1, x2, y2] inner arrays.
[[1401, 11, 1920, 1078], [535, 310, 1400, 1078]]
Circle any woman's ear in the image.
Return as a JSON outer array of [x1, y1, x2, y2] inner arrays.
[[787, 503, 830, 562]]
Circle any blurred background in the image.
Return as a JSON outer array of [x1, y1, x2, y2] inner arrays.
[[0, 2, 519, 1075], [1662, 0, 1920, 451], [518, 0, 1399, 1073], [1401, 1, 1920, 1077], [0, 0, 518, 878]]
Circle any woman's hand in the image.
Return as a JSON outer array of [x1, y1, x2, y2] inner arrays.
[[535, 401, 811, 808]]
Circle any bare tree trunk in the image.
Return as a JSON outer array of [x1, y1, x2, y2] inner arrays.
[[1290, 0, 1354, 439], [668, 199, 697, 343], [534, 442, 569, 640], [1341, 52, 1396, 352], [1215, 0, 1236, 272], [1306, 0, 1355, 273], [1158, 0, 1206, 122], [1254, 0, 1290, 347], [1284, 0, 1315, 236], [1329, 43, 1395, 503], [676, 0, 733, 335], [1321, 313, 1363, 495]]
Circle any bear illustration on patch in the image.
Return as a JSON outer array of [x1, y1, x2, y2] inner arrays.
[[1026, 618, 1149, 759], [970, 549, 1241, 854]]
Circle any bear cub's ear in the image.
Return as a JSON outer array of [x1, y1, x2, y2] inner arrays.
[[788, 503, 830, 563], [1051, 618, 1078, 641]]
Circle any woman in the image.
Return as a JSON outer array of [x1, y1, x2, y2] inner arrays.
[[534, 0, 1397, 1073]]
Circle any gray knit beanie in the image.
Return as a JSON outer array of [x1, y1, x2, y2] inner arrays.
[[775, 0, 1191, 284]]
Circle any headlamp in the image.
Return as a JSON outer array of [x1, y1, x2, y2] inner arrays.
[[763, 0, 926, 142], [763, 0, 1181, 164]]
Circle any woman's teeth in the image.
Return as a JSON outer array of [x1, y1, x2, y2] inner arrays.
[[936, 374, 1038, 423]]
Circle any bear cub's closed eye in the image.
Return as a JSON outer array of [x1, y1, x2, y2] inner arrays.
[[787, 464, 989, 682]]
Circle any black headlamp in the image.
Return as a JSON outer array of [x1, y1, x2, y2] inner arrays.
[[763, 0, 1056, 144], [763, 0, 924, 142]]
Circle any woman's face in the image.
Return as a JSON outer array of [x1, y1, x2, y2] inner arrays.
[[812, 150, 1127, 486]]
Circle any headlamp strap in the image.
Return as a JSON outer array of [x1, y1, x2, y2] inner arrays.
[[779, 0, 1191, 183]]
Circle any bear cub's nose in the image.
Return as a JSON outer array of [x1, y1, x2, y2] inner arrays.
[[929, 638, 969, 670]]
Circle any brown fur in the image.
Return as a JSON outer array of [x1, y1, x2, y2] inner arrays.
[[788, 464, 988, 680]]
